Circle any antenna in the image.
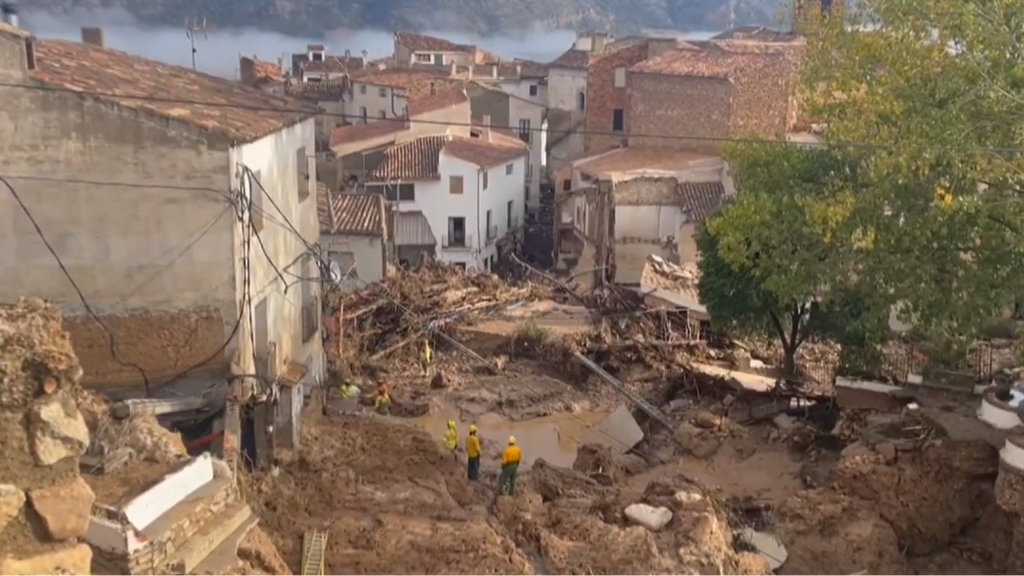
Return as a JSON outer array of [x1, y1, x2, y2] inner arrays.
[[185, 16, 208, 71]]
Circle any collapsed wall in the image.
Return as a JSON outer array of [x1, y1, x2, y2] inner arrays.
[[0, 298, 95, 575]]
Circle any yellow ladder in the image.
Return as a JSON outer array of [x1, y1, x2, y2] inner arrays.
[[301, 529, 329, 575]]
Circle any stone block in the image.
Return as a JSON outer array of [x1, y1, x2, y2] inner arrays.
[[0, 543, 92, 575], [29, 476, 96, 541], [0, 484, 25, 533], [625, 503, 673, 531], [28, 394, 89, 466]]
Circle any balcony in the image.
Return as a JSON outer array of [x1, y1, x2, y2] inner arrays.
[[442, 234, 473, 250], [301, 298, 319, 343]]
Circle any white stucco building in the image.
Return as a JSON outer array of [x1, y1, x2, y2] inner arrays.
[[0, 25, 324, 394], [316, 184, 387, 293], [366, 132, 529, 270]]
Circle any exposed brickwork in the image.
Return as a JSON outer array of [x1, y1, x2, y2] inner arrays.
[[584, 42, 651, 153], [63, 308, 229, 388]]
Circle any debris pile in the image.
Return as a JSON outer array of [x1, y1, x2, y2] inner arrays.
[[0, 298, 94, 574], [72, 388, 189, 465], [325, 263, 552, 367]]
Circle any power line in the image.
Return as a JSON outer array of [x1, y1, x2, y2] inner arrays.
[[0, 80, 1020, 153]]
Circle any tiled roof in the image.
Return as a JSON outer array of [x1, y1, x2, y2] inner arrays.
[[576, 147, 713, 179], [395, 32, 474, 53], [630, 47, 781, 80], [31, 40, 315, 143], [329, 120, 407, 148], [445, 136, 527, 168], [406, 84, 468, 115], [370, 135, 449, 180], [286, 81, 346, 101], [350, 69, 450, 89], [317, 183, 384, 236], [640, 255, 704, 312], [507, 59, 549, 78], [369, 134, 527, 180], [711, 27, 802, 42], [549, 48, 591, 70], [678, 182, 727, 222], [470, 121, 522, 145], [0, 22, 30, 38]]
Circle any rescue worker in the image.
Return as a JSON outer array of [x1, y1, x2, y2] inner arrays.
[[419, 338, 433, 377], [498, 436, 522, 496], [444, 420, 458, 461], [338, 379, 361, 399], [373, 381, 391, 416], [466, 425, 482, 481]]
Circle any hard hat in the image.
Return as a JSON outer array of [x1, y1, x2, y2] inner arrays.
[[508, 436, 516, 445], [469, 425, 478, 433], [447, 420, 456, 429]]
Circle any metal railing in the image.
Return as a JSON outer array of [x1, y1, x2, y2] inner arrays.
[[442, 234, 472, 249]]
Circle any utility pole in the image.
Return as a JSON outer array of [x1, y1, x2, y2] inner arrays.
[[184, 17, 208, 71]]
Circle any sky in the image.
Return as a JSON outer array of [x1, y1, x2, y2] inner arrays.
[[19, 8, 720, 78]]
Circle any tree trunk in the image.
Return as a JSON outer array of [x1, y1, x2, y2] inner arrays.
[[782, 344, 797, 378]]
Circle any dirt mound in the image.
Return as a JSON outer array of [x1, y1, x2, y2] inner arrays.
[[245, 415, 531, 575], [775, 489, 905, 575], [829, 435, 999, 555]]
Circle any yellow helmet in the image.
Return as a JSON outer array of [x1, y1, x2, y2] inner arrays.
[[469, 425, 478, 433], [508, 436, 516, 445], [447, 420, 456, 430]]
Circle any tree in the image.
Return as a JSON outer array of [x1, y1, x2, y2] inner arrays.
[[801, 0, 1024, 340], [697, 143, 871, 376]]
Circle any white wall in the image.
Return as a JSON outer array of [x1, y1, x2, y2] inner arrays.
[[345, 82, 408, 123], [548, 69, 587, 112], [508, 96, 545, 207], [230, 118, 325, 384], [322, 234, 386, 293], [498, 79, 548, 107], [393, 151, 527, 270]]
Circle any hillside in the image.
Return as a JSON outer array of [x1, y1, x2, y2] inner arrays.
[[29, 0, 786, 37]]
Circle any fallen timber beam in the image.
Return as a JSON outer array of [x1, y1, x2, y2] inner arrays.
[[572, 352, 677, 432]]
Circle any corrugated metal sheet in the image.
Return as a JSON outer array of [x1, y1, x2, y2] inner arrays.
[[395, 211, 436, 245]]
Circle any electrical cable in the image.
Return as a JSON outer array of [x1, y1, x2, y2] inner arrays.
[[0, 174, 153, 394], [0, 80, 1020, 153]]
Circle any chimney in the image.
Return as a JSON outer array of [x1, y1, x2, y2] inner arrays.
[[1, 1, 18, 28], [515, 64, 522, 78], [239, 56, 257, 86], [482, 114, 492, 143], [81, 26, 105, 48]]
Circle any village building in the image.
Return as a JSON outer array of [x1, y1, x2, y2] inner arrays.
[[316, 184, 387, 293]]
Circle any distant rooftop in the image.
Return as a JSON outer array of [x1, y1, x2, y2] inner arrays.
[[394, 32, 474, 53], [630, 46, 782, 80]]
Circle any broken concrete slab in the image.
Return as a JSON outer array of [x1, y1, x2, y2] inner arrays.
[[579, 405, 643, 454], [691, 362, 777, 393], [835, 378, 904, 411], [625, 503, 673, 531], [735, 528, 787, 570]]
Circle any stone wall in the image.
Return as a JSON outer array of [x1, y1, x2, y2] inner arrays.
[[0, 298, 96, 574]]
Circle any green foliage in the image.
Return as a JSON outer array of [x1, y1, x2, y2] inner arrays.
[[802, 0, 1024, 340]]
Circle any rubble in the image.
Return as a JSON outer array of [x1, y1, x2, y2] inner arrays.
[[624, 503, 673, 531], [28, 477, 96, 541]]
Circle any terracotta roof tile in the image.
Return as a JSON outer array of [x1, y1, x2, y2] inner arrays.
[[678, 181, 727, 222], [395, 32, 474, 53], [370, 135, 449, 180], [318, 183, 384, 235], [329, 120, 407, 148], [549, 48, 591, 70], [576, 148, 713, 179], [406, 85, 468, 116], [350, 69, 451, 89], [630, 47, 782, 80], [444, 136, 527, 169], [711, 27, 803, 42], [286, 81, 346, 101], [31, 40, 315, 143]]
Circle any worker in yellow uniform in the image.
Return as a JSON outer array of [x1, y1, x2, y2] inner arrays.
[[338, 379, 360, 399], [374, 381, 391, 416], [498, 436, 522, 496], [444, 420, 458, 461], [420, 338, 433, 377], [466, 425, 482, 481]]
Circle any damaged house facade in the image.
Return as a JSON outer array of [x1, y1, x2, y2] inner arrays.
[[0, 25, 326, 420], [317, 184, 387, 292]]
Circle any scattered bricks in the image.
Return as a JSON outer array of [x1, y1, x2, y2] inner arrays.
[[995, 460, 1024, 514], [28, 476, 96, 541]]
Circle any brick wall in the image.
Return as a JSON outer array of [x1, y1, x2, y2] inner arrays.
[[730, 57, 795, 139], [584, 43, 650, 152], [628, 73, 733, 153]]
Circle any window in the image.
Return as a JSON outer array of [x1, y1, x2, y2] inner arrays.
[[359, 84, 367, 95], [415, 53, 432, 63], [562, 179, 571, 191], [518, 119, 531, 144], [384, 183, 415, 201], [506, 200, 514, 228], [482, 170, 489, 190], [612, 109, 624, 132], [311, 52, 324, 62], [505, 163, 514, 176], [447, 217, 467, 247], [449, 175, 464, 194], [360, 107, 368, 123], [248, 170, 264, 232], [378, 110, 387, 119], [486, 209, 495, 240], [306, 76, 322, 83], [452, 262, 466, 270], [378, 87, 387, 98], [577, 91, 585, 110], [614, 66, 627, 88], [529, 84, 538, 96], [296, 146, 309, 201], [327, 251, 357, 282]]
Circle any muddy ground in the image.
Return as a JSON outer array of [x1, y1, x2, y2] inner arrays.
[[244, 323, 1020, 575]]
